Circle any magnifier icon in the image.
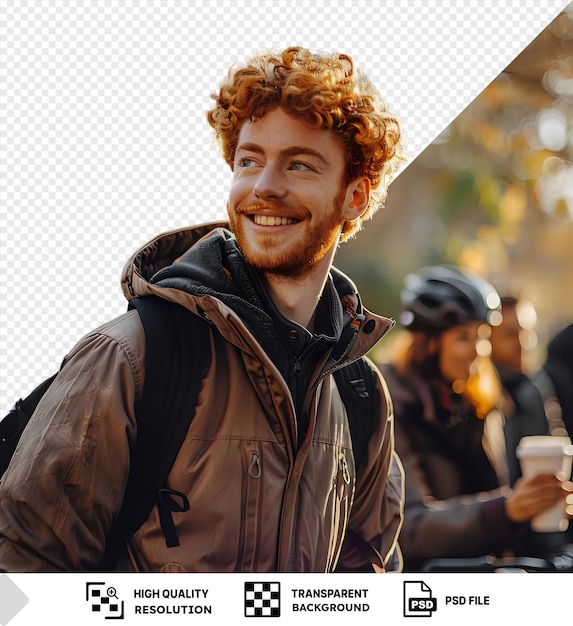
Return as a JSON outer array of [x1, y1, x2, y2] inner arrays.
[[107, 587, 118, 599]]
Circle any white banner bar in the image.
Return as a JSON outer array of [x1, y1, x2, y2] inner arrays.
[[1, 571, 570, 625]]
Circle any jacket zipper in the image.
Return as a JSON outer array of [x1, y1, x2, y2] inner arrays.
[[248, 451, 262, 478], [294, 355, 302, 376], [283, 330, 359, 570], [338, 453, 351, 487], [275, 313, 390, 569], [242, 450, 263, 570]]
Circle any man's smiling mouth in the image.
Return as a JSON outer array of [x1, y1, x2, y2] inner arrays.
[[252, 215, 299, 226]]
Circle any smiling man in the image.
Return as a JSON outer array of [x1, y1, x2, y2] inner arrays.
[[229, 107, 359, 271], [228, 106, 368, 325], [0, 47, 405, 573]]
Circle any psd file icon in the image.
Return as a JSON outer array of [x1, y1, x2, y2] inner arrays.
[[403, 581, 437, 617]]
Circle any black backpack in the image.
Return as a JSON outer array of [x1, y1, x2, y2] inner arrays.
[[0, 295, 378, 569]]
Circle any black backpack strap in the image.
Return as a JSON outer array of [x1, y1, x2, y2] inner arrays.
[[98, 295, 211, 569], [333, 358, 386, 572], [333, 357, 379, 473]]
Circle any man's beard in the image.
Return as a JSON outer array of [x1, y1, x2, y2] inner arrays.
[[228, 188, 346, 278]]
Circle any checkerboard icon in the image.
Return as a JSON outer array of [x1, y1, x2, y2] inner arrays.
[[244, 582, 281, 617]]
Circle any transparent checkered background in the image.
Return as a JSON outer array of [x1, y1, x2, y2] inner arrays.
[[1, 0, 569, 401]]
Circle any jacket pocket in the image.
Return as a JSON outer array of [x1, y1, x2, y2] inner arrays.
[[239, 447, 264, 569], [326, 450, 355, 571]]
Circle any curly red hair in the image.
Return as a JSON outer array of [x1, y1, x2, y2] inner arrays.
[[207, 47, 405, 240]]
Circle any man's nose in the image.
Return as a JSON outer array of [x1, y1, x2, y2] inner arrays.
[[253, 164, 287, 200]]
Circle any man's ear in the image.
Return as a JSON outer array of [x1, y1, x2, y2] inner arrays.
[[342, 177, 370, 221]]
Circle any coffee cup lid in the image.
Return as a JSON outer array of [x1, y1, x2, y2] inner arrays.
[[516, 436, 573, 458]]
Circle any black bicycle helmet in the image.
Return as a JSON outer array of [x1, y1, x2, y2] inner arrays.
[[399, 265, 501, 330]]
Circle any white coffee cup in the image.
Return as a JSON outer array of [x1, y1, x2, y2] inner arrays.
[[516, 435, 573, 532]]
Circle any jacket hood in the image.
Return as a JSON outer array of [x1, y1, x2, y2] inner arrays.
[[121, 222, 394, 366]]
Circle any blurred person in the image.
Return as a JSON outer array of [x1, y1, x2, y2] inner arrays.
[[533, 322, 573, 544], [379, 265, 572, 572], [534, 323, 573, 440], [0, 47, 405, 573], [490, 295, 549, 486], [532, 323, 573, 546]]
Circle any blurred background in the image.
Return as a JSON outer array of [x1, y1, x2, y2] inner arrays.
[[2, 3, 571, 404], [337, 3, 573, 373]]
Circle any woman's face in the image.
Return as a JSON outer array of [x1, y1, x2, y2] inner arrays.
[[436, 322, 480, 383]]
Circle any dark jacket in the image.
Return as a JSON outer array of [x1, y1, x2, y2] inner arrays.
[[380, 362, 519, 571], [494, 361, 549, 486], [0, 223, 403, 573], [533, 323, 573, 439]]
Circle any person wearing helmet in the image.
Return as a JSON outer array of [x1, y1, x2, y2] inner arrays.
[[379, 265, 572, 572]]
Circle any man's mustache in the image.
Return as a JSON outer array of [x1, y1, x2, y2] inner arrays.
[[234, 202, 307, 220]]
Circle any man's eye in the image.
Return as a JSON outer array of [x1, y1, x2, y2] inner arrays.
[[238, 158, 256, 168], [290, 162, 311, 171]]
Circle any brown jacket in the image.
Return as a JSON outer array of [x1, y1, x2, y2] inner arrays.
[[0, 223, 403, 572]]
